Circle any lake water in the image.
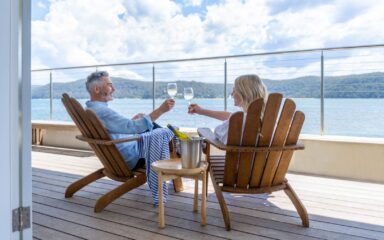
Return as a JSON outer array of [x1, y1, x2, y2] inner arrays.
[[32, 98, 384, 138]]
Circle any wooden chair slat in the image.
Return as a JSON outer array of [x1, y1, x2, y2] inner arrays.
[[61, 94, 89, 136], [223, 111, 244, 186], [260, 99, 296, 187], [62, 95, 116, 173], [85, 111, 131, 177], [86, 110, 131, 177], [70, 98, 125, 177], [273, 111, 305, 185], [249, 93, 283, 187], [236, 99, 263, 187]]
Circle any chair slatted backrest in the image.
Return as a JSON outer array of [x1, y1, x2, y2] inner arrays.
[[272, 111, 304, 185], [61, 93, 133, 178], [235, 99, 263, 187], [223, 93, 304, 189], [249, 93, 283, 187], [259, 98, 296, 187]]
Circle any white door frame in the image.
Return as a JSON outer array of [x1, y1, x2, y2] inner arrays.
[[0, 0, 32, 239]]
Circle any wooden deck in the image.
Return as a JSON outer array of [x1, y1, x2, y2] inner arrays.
[[32, 147, 384, 240]]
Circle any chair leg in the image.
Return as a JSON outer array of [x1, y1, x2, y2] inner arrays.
[[172, 177, 184, 192], [284, 182, 309, 227], [65, 168, 105, 198], [169, 139, 184, 193], [169, 139, 178, 159], [94, 173, 146, 212], [193, 178, 199, 212], [205, 167, 209, 197], [210, 171, 231, 230], [204, 152, 211, 197]]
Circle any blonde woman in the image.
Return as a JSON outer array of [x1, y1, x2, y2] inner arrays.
[[188, 74, 268, 144]]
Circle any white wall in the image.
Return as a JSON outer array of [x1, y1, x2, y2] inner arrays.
[[291, 135, 384, 183], [0, 0, 13, 237], [21, 0, 33, 239], [0, 0, 31, 239], [36, 125, 384, 183]]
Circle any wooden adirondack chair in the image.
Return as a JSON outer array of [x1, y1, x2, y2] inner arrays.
[[61, 93, 182, 212], [198, 93, 309, 230]]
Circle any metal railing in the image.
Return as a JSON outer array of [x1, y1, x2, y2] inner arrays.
[[31, 44, 384, 136]]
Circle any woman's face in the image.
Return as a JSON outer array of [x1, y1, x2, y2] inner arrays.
[[232, 88, 243, 108]]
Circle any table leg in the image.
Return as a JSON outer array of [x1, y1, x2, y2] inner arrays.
[[201, 170, 207, 225], [158, 172, 165, 228], [193, 177, 198, 212]]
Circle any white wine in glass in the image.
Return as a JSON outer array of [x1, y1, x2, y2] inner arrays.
[[167, 83, 177, 99], [184, 87, 194, 105]]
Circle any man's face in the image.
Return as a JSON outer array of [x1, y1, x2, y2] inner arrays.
[[95, 76, 115, 101]]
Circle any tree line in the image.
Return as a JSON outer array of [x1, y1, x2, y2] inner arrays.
[[31, 72, 384, 99]]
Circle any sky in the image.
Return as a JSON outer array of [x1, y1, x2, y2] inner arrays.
[[31, 0, 384, 84]]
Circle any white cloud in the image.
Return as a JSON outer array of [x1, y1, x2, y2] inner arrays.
[[104, 67, 146, 80], [203, 0, 270, 52], [31, 0, 384, 84], [183, 0, 203, 7], [121, 0, 180, 20], [266, 0, 384, 50], [37, 1, 47, 9]]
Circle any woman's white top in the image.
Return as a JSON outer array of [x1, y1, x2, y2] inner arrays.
[[214, 112, 247, 145], [214, 119, 230, 144]]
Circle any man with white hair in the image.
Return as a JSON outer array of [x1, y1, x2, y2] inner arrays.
[[85, 70, 175, 170]]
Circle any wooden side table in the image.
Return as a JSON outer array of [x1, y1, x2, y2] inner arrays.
[[152, 158, 208, 228]]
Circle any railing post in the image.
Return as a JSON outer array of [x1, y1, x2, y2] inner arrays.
[[152, 64, 155, 110], [320, 51, 324, 135], [49, 71, 53, 120], [224, 59, 227, 111]]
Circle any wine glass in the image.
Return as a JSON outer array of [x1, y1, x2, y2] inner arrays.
[[167, 83, 177, 99], [184, 87, 194, 105]]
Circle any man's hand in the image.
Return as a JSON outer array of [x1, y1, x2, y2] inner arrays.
[[159, 99, 175, 113], [188, 103, 202, 114], [149, 99, 175, 122], [132, 113, 145, 120]]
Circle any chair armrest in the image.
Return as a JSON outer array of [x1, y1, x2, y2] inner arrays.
[[225, 142, 304, 152], [197, 128, 305, 153], [197, 128, 228, 151], [76, 135, 142, 145]]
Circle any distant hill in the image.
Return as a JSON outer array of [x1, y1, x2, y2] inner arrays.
[[31, 72, 384, 99]]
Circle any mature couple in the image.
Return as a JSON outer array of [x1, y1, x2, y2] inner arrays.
[[85, 71, 268, 171]]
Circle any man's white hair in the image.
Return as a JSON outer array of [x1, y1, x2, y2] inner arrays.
[[85, 71, 109, 93]]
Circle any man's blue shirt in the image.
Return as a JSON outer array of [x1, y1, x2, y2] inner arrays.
[[85, 101, 154, 169]]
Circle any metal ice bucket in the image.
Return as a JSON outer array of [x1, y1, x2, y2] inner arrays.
[[180, 137, 204, 169]]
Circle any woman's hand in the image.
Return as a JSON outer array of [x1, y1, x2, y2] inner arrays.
[[188, 104, 231, 120], [188, 103, 202, 114]]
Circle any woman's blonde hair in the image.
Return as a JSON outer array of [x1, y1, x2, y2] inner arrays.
[[234, 74, 268, 112]]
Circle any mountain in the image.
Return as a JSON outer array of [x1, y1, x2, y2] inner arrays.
[[263, 72, 384, 98], [31, 72, 384, 99]]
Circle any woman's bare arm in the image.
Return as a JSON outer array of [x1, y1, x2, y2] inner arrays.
[[188, 104, 231, 121]]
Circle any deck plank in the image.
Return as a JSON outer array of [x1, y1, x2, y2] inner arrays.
[[33, 169, 379, 240], [33, 223, 85, 240], [33, 211, 132, 240], [33, 184, 272, 240], [32, 150, 384, 240], [33, 168, 384, 224]]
